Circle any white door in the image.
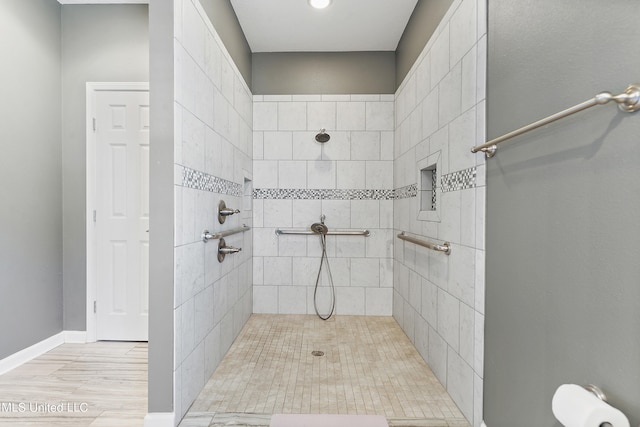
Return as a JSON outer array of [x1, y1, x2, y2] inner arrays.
[[95, 89, 149, 341]]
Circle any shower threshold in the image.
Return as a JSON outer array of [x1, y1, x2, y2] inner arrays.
[[179, 412, 469, 426]]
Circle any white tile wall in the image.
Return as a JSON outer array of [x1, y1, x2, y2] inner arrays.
[[393, 0, 486, 426], [173, 0, 253, 421], [253, 95, 394, 316]]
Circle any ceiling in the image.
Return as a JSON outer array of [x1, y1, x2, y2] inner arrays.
[[230, 0, 419, 53]]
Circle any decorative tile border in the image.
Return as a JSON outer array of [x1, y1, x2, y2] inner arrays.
[[235, 167, 476, 201], [253, 188, 395, 200], [394, 184, 418, 200], [396, 167, 477, 200], [181, 166, 243, 197], [441, 167, 476, 193]]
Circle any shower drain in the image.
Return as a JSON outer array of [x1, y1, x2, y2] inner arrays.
[[311, 350, 325, 357]]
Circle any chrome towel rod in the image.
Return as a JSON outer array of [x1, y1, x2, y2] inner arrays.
[[202, 225, 251, 242], [471, 83, 640, 158], [276, 228, 370, 237], [397, 232, 451, 255]]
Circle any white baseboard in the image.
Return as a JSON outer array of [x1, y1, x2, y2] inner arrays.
[[0, 330, 88, 375], [144, 412, 176, 427], [481, 422, 488, 427], [0, 332, 64, 375]]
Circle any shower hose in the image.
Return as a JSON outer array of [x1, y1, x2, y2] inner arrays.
[[313, 232, 336, 320]]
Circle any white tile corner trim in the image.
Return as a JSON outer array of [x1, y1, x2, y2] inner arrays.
[[0, 330, 87, 375], [143, 412, 176, 427]]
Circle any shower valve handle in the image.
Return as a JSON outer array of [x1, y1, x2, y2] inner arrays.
[[217, 238, 242, 262], [220, 208, 240, 216], [218, 200, 240, 224]]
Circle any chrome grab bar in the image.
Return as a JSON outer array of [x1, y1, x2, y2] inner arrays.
[[471, 83, 640, 158], [397, 232, 451, 255], [276, 228, 370, 237], [202, 225, 251, 242]]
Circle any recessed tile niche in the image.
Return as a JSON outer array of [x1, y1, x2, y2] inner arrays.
[[417, 152, 441, 222]]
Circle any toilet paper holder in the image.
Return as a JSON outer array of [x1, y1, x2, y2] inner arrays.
[[554, 384, 631, 427], [583, 384, 607, 402], [583, 385, 616, 427]]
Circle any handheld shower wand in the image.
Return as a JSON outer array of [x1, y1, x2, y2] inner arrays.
[[311, 214, 335, 320], [310, 214, 328, 235]]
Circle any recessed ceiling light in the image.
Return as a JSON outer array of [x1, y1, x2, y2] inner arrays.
[[308, 0, 332, 9]]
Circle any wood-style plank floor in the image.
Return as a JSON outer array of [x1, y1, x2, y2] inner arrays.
[[0, 342, 147, 426]]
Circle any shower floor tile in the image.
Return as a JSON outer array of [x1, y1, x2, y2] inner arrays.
[[187, 314, 467, 425]]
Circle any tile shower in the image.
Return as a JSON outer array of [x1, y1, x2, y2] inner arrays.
[[173, 0, 253, 419], [171, 0, 486, 425], [252, 94, 395, 316], [393, 0, 486, 424]]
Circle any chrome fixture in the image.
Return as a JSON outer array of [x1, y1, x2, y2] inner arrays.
[[583, 384, 607, 402], [471, 83, 640, 158], [310, 223, 328, 234], [218, 200, 240, 224], [277, 215, 372, 320], [310, 213, 328, 234], [276, 228, 370, 236], [311, 215, 335, 320], [315, 128, 330, 143], [217, 238, 241, 263], [397, 232, 451, 255], [202, 225, 250, 242]]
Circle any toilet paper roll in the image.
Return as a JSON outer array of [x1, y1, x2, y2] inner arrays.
[[552, 384, 630, 427]]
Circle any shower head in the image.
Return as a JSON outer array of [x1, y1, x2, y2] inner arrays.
[[310, 222, 328, 234], [315, 129, 330, 143]]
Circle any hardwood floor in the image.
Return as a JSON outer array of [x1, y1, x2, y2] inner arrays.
[[0, 342, 147, 426]]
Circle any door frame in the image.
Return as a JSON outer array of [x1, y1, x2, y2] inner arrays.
[[85, 82, 150, 342]]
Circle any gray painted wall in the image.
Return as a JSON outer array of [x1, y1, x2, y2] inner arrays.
[[395, 0, 455, 89], [61, 5, 149, 331], [252, 51, 395, 94], [251, 0, 459, 95], [199, 0, 252, 87], [0, 0, 63, 360], [485, 0, 640, 425], [148, 0, 175, 415]]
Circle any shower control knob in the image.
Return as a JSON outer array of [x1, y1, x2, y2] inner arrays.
[[217, 238, 242, 262], [218, 200, 240, 224], [220, 208, 240, 216], [219, 246, 241, 254]]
